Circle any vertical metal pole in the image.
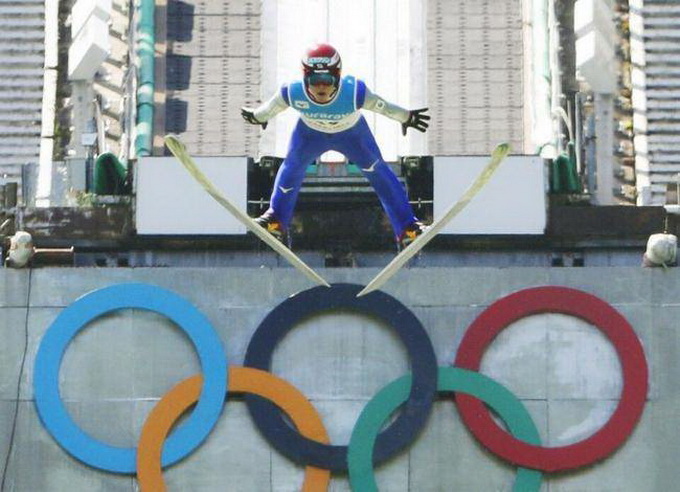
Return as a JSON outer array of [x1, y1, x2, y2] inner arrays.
[[574, 92, 583, 176], [585, 101, 596, 198], [594, 92, 615, 205], [4, 183, 18, 209]]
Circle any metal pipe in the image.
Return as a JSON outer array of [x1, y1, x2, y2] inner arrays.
[[574, 92, 584, 176]]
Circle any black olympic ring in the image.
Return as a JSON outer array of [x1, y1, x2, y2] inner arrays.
[[243, 283, 438, 472]]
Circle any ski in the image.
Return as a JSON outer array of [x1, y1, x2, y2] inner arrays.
[[357, 143, 511, 297], [164, 135, 330, 288]]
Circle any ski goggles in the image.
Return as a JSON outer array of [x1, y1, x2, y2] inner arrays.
[[305, 72, 337, 86]]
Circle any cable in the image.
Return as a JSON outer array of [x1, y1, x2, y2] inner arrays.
[[1, 269, 32, 491]]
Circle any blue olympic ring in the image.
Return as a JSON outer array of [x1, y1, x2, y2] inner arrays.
[[33, 283, 228, 473], [243, 283, 439, 472]]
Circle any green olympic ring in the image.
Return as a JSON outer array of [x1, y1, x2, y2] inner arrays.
[[348, 367, 543, 492]]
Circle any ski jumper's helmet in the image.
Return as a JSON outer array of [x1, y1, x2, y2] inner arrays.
[[301, 43, 342, 97]]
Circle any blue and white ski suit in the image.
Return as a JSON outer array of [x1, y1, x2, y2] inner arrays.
[[251, 75, 418, 238]]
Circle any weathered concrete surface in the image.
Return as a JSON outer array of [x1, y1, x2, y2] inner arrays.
[[0, 266, 676, 491]]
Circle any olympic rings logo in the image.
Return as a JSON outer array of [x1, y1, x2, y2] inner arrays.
[[33, 283, 648, 491]]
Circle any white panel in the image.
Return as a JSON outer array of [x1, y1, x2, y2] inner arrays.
[[68, 16, 110, 80], [574, 0, 616, 94], [259, 0, 280, 157], [433, 155, 546, 234], [373, 0, 410, 161], [576, 30, 617, 93], [406, 0, 428, 156], [44, 0, 60, 68], [574, 0, 616, 45], [71, 0, 112, 39], [135, 157, 248, 235]]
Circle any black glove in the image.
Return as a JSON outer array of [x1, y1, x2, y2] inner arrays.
[[401, 107, 430, 136], [241, 108, 268, 129]]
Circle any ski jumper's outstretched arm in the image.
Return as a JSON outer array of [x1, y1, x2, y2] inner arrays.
[[241, 86, 290, 129], [361, 86, 430, 135]]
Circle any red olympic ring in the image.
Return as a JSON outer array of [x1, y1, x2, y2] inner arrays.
[[454, 286, 649, 472]]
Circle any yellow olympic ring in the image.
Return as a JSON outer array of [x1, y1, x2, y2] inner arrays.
[[137, 366, 331, 491]]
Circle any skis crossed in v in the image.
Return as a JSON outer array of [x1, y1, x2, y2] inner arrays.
[[166, 135, 509, 296]]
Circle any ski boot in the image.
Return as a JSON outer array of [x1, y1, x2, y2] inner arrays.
[[397, 221, 428, 250], [254, 211, 289, 246]]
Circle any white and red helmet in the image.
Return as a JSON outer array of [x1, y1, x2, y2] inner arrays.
[[301, 43, 342, 92]]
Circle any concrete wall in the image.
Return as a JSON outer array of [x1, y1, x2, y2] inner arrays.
[[0, 266, 677, 491]]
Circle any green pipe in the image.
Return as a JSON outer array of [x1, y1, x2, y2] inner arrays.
[[94, 152, 128, 195], [135, 0, 155, 157]]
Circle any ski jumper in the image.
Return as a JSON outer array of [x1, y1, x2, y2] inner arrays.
[[252, 75, 418, 238]]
